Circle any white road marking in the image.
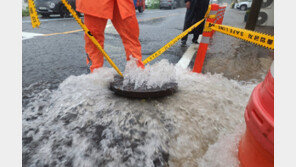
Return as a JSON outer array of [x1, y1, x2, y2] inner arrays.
[[176, 35, 203, 69], [176, 43, 199, 69], [22, 32, 44, 40]]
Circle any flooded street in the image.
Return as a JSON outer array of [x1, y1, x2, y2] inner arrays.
[[22, 6, 273, 167], [23, 60, 256, 166]]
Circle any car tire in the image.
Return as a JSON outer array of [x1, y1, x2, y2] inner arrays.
[[41, 14, 50, 18], [60, 5, 70, 18], [138, 6, 143, 13], [240, 5, 247, 11]]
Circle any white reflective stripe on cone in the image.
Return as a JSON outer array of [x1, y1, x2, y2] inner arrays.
[[201, 36, 210, 44], [270, 61, 274, 78], [209, 10, 218, 15]]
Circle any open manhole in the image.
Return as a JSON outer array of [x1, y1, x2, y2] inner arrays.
[[110, 75, 178, 99]]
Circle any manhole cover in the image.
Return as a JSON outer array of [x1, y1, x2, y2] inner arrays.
[[110, 75, 178, 99]]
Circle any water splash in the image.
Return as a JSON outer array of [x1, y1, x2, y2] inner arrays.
[[23, 60, 256, 167], [123, 58, 177, 89]]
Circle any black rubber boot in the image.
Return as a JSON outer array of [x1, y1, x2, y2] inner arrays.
[[192, 36, 199, 44], [181, 40, 187, 47]]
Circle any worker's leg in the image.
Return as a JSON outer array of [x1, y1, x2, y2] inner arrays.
[[181, 10, 191, 44], [192, 21, 205, 43], [111, 2, 142, 64], [84, 14, 107, 73]]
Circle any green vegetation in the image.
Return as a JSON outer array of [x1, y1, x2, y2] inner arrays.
[[147, 3, 160, 9], [22, 7, 30, 17], [146, 0, 160, 9]]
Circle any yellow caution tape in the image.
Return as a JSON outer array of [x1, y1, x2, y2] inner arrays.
[[205, 5, 211, 18], [143, 18, 205, 64], [207, 22, 274, 50], [208, 14, 216, 19], [60, 0, 123, 76], [28, 0, 40, 28], [143, 6, 211, 65]]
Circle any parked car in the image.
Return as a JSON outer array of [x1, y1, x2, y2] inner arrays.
[[210, 0, 218, 4], [159, 0, 177, 9], [134, 0, 146, 13], [35, 0, 81, 18], [235, 0, 252, 11]]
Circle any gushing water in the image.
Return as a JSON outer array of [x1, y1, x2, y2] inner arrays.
[[22, 59, 256, 167], [123, 58, 177, 89]]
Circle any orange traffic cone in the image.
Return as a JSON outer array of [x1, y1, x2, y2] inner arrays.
[[192, 4, 219, 73], [238, 62, 274, 167]]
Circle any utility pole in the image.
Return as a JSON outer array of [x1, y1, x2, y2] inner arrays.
[[245, 0, 263, 30]]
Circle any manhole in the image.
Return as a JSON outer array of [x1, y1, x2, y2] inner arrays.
[[110, 75, 178, 99]]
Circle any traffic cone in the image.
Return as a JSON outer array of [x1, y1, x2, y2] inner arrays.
[[218, 6, 226, 25], [192, 4, 219, 73], [238, 62, 274, 167]]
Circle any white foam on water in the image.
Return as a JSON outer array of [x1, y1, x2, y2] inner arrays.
[[198, 125, 245, 167], [123, 58, 176, 89], [23, 60, 256, 167]]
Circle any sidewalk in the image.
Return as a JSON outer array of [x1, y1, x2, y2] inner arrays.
[[192, 7, 274, 82]]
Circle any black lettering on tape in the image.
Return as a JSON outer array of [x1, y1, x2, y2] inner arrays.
[[260, 37, 266, 43], [248, 34, 253, 39], [254, 35, 259, 41], [267, 39, 273, 45]]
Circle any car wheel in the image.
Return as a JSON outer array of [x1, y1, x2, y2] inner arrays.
[[240, 5, 247, 11], [41, 14, 50, 18], [138, 6, 143, 13], [60, 5, 70, 18]]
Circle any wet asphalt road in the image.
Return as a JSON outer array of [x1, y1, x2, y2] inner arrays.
[[22, 8, 188, 89]]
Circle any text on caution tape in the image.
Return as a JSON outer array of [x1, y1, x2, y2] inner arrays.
[[28, 0, 40, 28], [207, 22, 274, 49]]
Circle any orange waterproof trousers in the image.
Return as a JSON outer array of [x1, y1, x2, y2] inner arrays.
[[84, 2, 142, 72]]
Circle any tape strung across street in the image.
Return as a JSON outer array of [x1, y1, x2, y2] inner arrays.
[[143, 18, 205, 64], [28, 0, 40, 28], [143, 6, 211, 64], [27, 2, 274, 73], [207, 22, 274, 50]]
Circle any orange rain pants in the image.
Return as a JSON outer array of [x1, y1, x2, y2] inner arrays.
[[76, 0, 142, 72]]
